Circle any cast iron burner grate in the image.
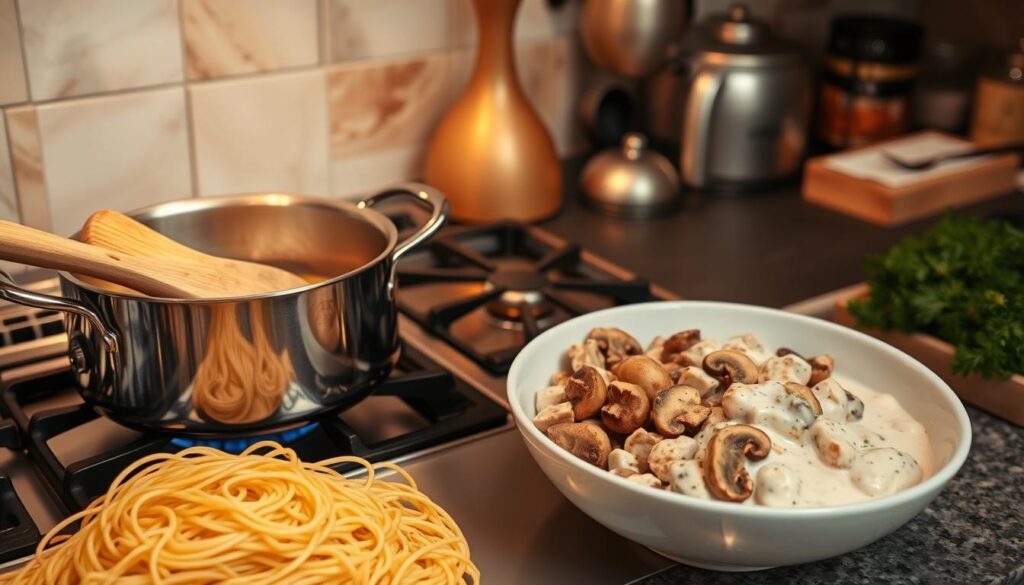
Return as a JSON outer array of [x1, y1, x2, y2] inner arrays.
[[0, 419, 40, 564], [0, 346, 506, 513], [395, 223, 657, 374]]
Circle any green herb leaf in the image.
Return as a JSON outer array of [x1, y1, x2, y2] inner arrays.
[[849, 213, 1024, 379]]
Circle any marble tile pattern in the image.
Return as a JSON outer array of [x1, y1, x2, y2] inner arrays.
[[325, 0, 453, 62], [327, 52, 452, 198], [190, 69, 329, 196], [4, 106, 50, 231], [33, 88, 192, 236], [18, 0, 183, 100], [0, 0, 28, 105], [0, 115, 17, 222], [182, 0, 319, 80]]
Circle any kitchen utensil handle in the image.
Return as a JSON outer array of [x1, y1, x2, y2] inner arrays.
[[681, 68, 725, 187], [358, 183, 450, 261], [0, 269, 118, 352], [0, 220, 188, 297], [947, 142, 1024, 161]]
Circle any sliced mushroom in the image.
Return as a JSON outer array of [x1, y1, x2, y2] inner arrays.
[[612, 355, 673, 402], [625, 473, 664, 489], [758, 354, 812, 384], [550, 371, 570, 386], [645, 336, 666, 361], [586, 327, 642, 367], [807, 355, 834, 386], [624, 428, 664, 473], [722, 333, 771, 367], [648, 436, 698, 482], [674, 338, 721, 367], [660, 329, 701, 362], [668, 459, 711, 498], [811, 379, 864, 422], [702, 350, 759, 387], [546, 422, 612, 468], [568, 339, 606, 372], [610, 467, 639, 479], [535, 383, 568, 412], [564, 366, 608, 419], [652, 385, 711, 437], [775, 347, 804, 358], [809, 418, 859, 468], [702, 424, 771, 502], [607, 448, 640, 473], [850, 448, 923, 497], [601, 381, 651, 435], [662, 361, 683, 383], [533, 401, 574, 432], [844, 389, 865, 421], [754, 464, 801, 507], [676, 366, 720, 398], [783, 382, 823, 416]]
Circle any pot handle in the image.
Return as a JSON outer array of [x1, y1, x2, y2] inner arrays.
[[0, 270, 119, 353], [357, 183, 449, 261]]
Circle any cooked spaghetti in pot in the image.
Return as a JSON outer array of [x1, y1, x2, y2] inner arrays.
[[0, 442, 479, 584]]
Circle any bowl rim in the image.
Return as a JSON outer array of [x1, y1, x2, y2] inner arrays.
[[507, 300, 973, 519]]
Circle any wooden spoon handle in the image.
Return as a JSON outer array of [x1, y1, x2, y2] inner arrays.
[[0, 220, 198, 298]]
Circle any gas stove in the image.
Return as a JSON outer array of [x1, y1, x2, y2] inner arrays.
[[0, 222, 677, 583]]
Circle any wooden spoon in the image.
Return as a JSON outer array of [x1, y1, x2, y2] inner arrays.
[[0, 220, 296, 298], [80, 209, 307, 292]]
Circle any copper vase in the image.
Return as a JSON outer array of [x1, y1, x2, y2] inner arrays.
[[424, 0, 562, 223]]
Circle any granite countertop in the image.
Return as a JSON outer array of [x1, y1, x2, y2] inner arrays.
[[540, 170, 1024, 584]]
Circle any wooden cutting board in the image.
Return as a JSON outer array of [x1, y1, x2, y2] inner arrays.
[[803, 132, 1020, 226], [833, 284, 1024, 426]]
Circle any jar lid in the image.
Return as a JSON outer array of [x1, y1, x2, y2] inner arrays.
[[981, 38, 1024, 84], [682, 3, 804, 66], [828, 15, 923, 64]]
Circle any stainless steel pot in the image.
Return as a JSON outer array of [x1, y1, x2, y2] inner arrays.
[[0, 184, 447, 436]]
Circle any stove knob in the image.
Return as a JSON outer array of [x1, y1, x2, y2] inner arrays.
[[68, 336, 91, 373]]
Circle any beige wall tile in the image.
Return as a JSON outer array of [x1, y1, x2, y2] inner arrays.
[[327, 53, 451, 198], [34, 88, 191, 236], [0, 0, 28, 105], [182, 0, 319, 80], [329, 53, 451, 157], [19, 0, 183, 101], [516, 37, 584, 156], [452, 0, 579, 46], [190, 69, 329, 196], [330, 146, 424, 200], [0, 115, 18, 221], [325, 0, 453, 62], [5, 106, 50, 231]]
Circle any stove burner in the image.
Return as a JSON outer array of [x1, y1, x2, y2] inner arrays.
[[169, 422, 321, 453], [0, 346, 507, 513], [484, 269, 554, 322], [395, 223, 658, 374]]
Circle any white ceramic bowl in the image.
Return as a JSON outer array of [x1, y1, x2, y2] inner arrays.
[[507, 301, 971, 571]]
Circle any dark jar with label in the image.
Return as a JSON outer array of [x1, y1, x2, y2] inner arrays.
[[818, 15, 923, 148]]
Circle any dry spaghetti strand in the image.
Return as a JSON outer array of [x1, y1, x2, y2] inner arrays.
[[0, 441, 479, 585]]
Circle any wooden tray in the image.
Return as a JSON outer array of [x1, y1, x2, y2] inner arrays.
[[802, 132, 1020, 227], [831, 284, 1024, 426]]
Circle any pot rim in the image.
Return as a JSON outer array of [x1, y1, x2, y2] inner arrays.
[[60, 192, 400, 304]]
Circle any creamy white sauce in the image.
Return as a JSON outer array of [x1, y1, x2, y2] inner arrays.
[[738, 376, 931, 507]]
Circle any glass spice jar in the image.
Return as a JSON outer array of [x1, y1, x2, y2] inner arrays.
[[818, 15, 923, 148]]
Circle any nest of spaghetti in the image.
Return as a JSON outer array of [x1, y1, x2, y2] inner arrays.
[[1, 441, 479, 585]]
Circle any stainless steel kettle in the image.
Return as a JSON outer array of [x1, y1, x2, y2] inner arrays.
[[652, 4, 811, 190]]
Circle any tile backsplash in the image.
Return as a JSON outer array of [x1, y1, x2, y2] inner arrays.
[[0, 0, 583, 253]]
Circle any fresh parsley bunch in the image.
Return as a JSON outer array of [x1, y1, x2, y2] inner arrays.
[[849, 213, 1024, 379]]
